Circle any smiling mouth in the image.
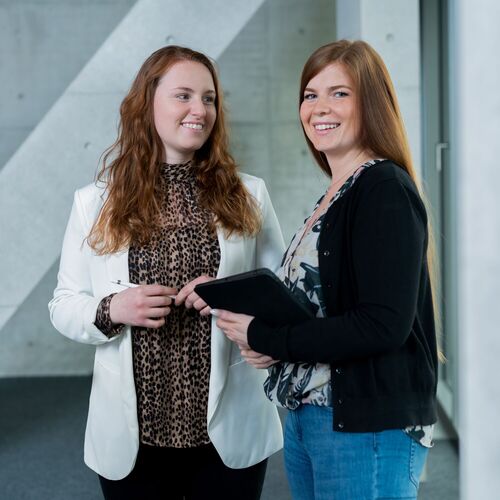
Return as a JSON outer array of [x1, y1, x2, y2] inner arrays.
[[182, 122, 204, 130], [314, 123, 340, 131]]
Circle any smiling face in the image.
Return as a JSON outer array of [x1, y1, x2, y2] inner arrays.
[[300, 62, 362, 165], [153, 60, 217, 163]]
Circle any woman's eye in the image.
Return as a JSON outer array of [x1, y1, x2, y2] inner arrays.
[[333, 91, 348, 98], [176, 93, 190, 100], [303, 93, 316, 101], [203, 95, 216, 104]]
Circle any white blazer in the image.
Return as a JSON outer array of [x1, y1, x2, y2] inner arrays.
[[49, 173, 285, 480]]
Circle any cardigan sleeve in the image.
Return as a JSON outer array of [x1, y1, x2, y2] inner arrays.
[[248, 178, 428, 363]]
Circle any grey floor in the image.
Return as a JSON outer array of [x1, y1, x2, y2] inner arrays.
[[0, 377, 458, 500]]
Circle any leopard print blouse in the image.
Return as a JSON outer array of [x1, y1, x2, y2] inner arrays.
[[95, 161, 220, 448]]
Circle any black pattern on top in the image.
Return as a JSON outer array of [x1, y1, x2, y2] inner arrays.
[[129, 161, 220, 448]]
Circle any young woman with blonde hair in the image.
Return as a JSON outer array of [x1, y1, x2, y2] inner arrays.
[[217, 39, 439, 499], [49, 46, 284, 500]]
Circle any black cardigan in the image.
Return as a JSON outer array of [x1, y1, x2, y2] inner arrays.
[[248, 160, 438, 432]]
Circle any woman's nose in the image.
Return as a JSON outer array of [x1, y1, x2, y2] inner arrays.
[[312, 96, 331, 115], [190, 97, 207, 118]]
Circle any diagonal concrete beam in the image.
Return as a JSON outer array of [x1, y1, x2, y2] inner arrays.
[[0, 0, 266, 332]]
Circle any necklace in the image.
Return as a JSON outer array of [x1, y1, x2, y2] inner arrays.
[[327, 163, 363, 195], [303, 163, 362, 236], [303, 159, 372, 236]]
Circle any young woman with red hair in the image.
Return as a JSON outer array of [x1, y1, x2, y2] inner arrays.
[[217, 40, 440, 499], [49, 46, 284, 500]]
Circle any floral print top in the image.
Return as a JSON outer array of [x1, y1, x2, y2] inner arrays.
[[264, 159, 433, 448]]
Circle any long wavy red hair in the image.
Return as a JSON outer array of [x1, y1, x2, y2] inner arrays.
[[88, 46, 260, 254]]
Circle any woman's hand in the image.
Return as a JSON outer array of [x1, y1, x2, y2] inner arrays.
[[109, 285, 177, 328], [240, 348, 278, 369], [215, 310, 254, 350], [175, 275, 215, 316]]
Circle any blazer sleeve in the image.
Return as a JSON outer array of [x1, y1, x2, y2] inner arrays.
[[254, 179, 286, 272], [248, 178, 427, 363], [48, 191, 117, 345]]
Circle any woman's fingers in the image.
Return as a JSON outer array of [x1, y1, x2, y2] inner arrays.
[[146, 295, 173, 308], [143, 317, 166, 329], [240, 349, 277, 369], [214, 309, 242, 327], [146, 306, 171, 318], [110, 285, 176, 326], [175, 275, 214, 306], [175, 284, 195, 306], [141, 284, 178, 298], [245, 357, 276, 369], [191, 297, 208, 311], [213, 309, 236, 321], [200, 305, 212, 316], [215, 311, 253, 348], [240, 349, 262, 359], [184, 292, 200, 309]]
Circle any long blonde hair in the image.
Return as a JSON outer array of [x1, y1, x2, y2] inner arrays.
[[88, 46, 260, 255], [300, 40, 444, 361]]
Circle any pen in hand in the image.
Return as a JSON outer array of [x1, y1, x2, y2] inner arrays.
[[111, 280, 177, 300]]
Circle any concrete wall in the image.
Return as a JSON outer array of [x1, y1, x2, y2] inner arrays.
[[0, 0, 268, 376], [453, 0, 500, 497], [336, 0, 422, 173], [218, 0, 335, 241], [0, 0, 335, 377], [0, 0, 135, 375], [0, 0, 136, 170]]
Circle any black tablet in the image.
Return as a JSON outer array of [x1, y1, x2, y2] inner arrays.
[[194, 268, 314, 327]]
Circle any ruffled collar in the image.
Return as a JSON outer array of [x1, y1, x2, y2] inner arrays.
[[160, 160, 195, 183]]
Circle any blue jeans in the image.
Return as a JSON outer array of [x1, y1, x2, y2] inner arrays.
[[284, 405, 428, 500]]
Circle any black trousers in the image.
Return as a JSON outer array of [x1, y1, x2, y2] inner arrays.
[[98, 442, 268, 500]]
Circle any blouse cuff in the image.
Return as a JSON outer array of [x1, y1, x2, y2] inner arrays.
[[94, 294, 125, 338]]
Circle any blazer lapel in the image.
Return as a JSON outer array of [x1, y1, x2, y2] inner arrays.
[[207, 228, 231, 420], [207, 228, 249, 422], [105, 248, 130, 291], [103, 248, 138, 427]]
